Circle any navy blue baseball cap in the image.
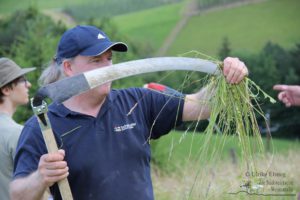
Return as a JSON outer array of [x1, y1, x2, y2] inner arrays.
[[55, 25, 128, 63]]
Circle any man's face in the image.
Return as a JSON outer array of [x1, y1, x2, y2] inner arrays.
[[2, 76, 32, 106], [70, 50, 113, 75], [65, 49, 113, 96]]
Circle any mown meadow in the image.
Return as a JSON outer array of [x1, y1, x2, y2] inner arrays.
[[151, 131, 300, 199]]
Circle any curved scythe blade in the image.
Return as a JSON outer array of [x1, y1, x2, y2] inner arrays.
[[37, 57, 220, 103]]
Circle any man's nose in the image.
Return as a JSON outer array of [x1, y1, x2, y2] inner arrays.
[[26, 81, 32, 88]]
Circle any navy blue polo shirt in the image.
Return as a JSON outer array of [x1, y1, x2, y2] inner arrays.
[[13, 88, 184, 200]]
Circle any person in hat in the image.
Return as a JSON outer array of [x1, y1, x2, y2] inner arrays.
[[0, 58, 35, 200], [273, 84, 300, 107], [10, 25, 248, 200]]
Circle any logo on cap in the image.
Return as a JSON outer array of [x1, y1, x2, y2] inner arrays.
[[97, 33, 105, 39]]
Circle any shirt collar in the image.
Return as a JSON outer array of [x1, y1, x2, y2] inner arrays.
[[48, 89, 119, 117]]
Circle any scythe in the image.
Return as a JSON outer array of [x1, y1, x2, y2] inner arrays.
[[36, 57, 220, 103]]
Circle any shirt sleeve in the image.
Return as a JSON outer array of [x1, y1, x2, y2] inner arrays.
[[13, 118, 48, 179], [138, 88, 184, 139]]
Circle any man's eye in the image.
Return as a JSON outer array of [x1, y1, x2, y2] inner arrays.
[[92, 59, 101, 63]]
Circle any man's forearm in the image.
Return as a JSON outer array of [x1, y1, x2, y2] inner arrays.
[[182, 87, 212, 121], [10, 171, 48, 200]]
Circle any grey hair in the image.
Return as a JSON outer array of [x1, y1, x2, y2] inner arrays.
[[39, 58, 73, 86]]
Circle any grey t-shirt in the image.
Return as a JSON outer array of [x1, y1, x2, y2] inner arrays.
[[0, 113, 23, 200]]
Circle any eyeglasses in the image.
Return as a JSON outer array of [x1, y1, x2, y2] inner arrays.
[[16, 76, 29, 87]]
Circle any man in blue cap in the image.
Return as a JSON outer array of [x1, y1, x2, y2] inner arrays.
[[10, 25, 248, 200]]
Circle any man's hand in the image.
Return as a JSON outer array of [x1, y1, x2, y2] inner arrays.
[[223, 57, 248, 84], [273, 85, 300, 107], [37, 149, 69, 187]]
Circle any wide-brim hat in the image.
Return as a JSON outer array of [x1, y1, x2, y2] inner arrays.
[[0, 58, 36, 88]]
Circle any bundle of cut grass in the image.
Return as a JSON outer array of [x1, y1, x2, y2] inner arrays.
[[168, 52, 277, 198], [204, 63, 275, 173]]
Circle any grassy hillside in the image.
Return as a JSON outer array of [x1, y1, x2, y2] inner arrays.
[[1, 0, 299, 56], [5, 0, 298, 57], [112, 2, 183, 51], [167, 0, 300, 57]]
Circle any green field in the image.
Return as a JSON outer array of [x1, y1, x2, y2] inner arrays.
[[151, 130, 300, 171], [167, 0, 300, 56], [112, 2, 183, 51]]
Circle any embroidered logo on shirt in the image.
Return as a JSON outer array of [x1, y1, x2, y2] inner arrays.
[[114, 123, 136, 132]]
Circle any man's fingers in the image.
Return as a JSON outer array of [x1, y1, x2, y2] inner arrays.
[[236, 73, 245, 83], [273, 84, 288, 91], [42, 172, 69, 187], [43, 154, 64, 162], [39, 150, 68, 173], [46, 173, 69, 183], [44, 161, 68, 170], [274, 85, 300, 92], [42, 150, 65, 162], [278, 92, 292, 107], [225, 69, 236, 83], [278, 92, 285, 101], [232, 61, 247, 83], [283, 100, 292, 107], [223, 57, 248, 84], [46, 167, 69, 177], [57, 149, 65, 155]]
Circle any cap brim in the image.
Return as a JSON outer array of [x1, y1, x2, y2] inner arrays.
[[110, 42, 128, 52], [80, 42, 128, 57], [0, 67, 36, 88]]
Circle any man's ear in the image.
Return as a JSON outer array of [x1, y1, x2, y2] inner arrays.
[[63, 60, 73, 77], [1, 86, 12, 96]]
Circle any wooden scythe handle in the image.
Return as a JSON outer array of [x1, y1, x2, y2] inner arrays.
[[36, 114, 73, 200]]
